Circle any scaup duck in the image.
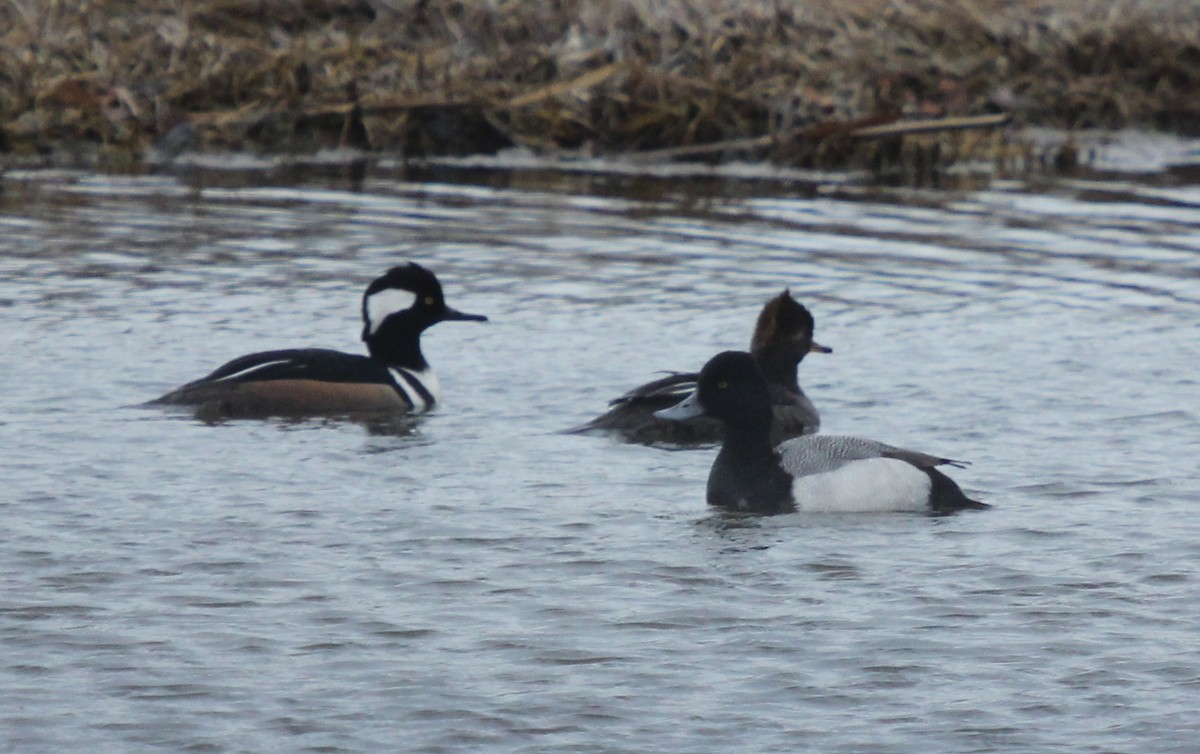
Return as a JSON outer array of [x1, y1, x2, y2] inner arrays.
[[655, 350, 988, 515]]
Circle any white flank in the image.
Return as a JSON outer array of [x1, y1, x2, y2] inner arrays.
[[791, 458, 931, 513], [366, 288, 417, 334], [212, 359, 294, 382], [388, 367, 442, 411]]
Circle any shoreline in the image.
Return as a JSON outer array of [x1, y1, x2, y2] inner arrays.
[[2, 1, 1198, 175]]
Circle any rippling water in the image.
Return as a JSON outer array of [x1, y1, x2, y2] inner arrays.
[[2, 155, 1199, 753]]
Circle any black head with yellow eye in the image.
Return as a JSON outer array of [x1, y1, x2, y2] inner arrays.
[[361, 262, 487, 341], [355, 261, 487, 367], [655, 350, 774, 431]]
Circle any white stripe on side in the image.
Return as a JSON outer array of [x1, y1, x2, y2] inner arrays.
[[388, 367, 442, 412], [366, 288, 417, 334], [790, 458, 931, 513], [211, 359, 294, 382]]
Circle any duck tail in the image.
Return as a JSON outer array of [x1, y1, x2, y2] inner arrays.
[[926, 467, 990, 513]]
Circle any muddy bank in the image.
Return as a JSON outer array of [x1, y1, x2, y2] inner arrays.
[[2, 0, 1198, 174]]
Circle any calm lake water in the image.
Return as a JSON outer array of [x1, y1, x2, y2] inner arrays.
[[2, 147, 1199, 753]]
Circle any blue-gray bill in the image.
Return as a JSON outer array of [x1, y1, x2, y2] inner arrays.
[[654, 390, 704, 421]]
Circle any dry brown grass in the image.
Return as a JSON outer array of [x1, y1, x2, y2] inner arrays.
[[2, 0, 1197, 172]]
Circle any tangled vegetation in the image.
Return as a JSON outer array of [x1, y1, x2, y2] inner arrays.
[[2, 0, 1198, 172]]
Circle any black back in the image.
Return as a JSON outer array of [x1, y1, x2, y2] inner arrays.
[[192, 348, 392, 385]]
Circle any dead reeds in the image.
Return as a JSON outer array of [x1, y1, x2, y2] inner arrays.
[[2, 0, 1197, 173]]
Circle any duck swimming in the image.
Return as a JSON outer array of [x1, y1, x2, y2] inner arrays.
[[150, 263, 487, 419], [656, 350, 988, 515], [570, 290, 830, 446]]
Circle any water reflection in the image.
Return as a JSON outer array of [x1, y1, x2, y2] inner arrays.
[[157, 409, 427, 438]]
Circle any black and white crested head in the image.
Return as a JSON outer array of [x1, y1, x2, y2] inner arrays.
[[362, 263, 440, 338], [361, 262, 487, 337], [359, 262, 487, 367]]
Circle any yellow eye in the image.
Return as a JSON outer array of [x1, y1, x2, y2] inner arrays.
[[424, 296, 435, 306], [718, 381, 728, 389]]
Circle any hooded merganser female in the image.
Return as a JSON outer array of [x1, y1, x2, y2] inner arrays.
[[656, 351, 988, 515], [569, 290, 830, 446], [150, 263, 487, 419]]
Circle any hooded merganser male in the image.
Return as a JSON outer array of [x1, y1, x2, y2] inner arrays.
[[150, 263, 487, 419], [569, 290, 830, 446], [656, 351, 988, 515]]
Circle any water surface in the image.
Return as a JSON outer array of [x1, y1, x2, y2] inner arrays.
[[2, 157, 1199, 752]]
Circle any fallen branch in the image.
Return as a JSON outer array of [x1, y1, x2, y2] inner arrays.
[[630, 113, 1012, 161], [850, 113, 1011, 138]]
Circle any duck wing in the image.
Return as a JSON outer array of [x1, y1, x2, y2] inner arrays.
[[190, 348, 385, 385], [607, 371, 698, 407], [777, 435, 969, 476]]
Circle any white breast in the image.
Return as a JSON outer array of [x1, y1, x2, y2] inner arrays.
[[388, 367, 441, 412], [790, 458, 931, 513]]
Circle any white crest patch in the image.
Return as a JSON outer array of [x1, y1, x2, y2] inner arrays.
[[366, 288, 417, 334]]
